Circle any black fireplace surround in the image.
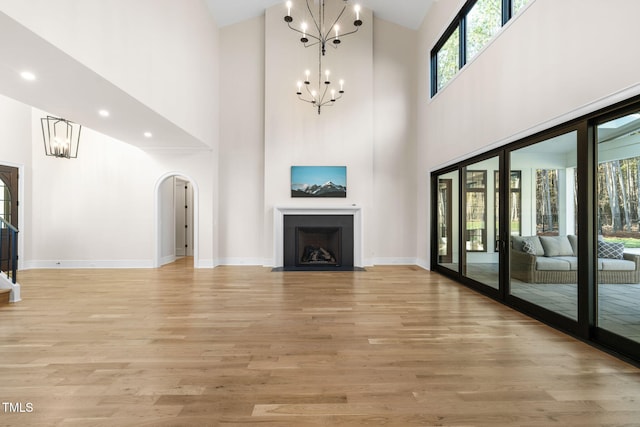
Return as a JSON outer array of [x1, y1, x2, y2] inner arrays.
[[283, 215, 354, 271]]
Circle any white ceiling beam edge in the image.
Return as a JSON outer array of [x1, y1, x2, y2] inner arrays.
[[0, 12, 209, 150]]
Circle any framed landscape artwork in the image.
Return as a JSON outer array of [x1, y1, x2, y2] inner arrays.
[[291, 166, 347, 198]]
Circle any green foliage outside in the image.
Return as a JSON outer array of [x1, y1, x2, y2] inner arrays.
[[437, 28, 459, 91], [466, 0, 501, 61], [513, 0, 531, 15], [603, 237, 640, 248]]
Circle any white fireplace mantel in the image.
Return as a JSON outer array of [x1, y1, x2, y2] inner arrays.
[[273, 205, 363, 268]]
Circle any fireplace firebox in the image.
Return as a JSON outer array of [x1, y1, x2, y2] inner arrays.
[[297, 227, 341, 266], [283, 215, 354, 271]]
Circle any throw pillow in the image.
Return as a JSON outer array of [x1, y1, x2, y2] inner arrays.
[[598, 241, 624, 259], [567, 235, 578, 256], [522, 240, 536, 255], [539, 236, 574, 257]]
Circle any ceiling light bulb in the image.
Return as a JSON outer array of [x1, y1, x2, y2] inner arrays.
[[144, 132, 153, 138], [20, 71, 36, 81], [98, 109, 110, 117]]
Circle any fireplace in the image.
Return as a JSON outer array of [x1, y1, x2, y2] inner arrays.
[[273, 206, 363, 269], [283, 215, 354, 270]]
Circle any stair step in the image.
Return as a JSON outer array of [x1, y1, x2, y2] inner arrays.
[[0, 288, 11, 305]]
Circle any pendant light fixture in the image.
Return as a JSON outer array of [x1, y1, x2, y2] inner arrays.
[[284, 0, 363, 114], [41, 116, 81, 159]]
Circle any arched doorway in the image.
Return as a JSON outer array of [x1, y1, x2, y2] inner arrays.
[[154, 172, 199, 268]]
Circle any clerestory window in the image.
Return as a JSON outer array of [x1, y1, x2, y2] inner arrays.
[[430, 0, 533, 97]]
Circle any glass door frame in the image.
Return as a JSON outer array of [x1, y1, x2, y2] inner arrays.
[[502, 122, 585, 336], [590, 105, 640, 360], [431, 150, 507, 300]]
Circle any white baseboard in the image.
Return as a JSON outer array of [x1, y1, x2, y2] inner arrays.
[[218, 258, 269, 266], [415, 258, 430, 271], [196, 258, 216, 268], [22, 260, 154, 269], [19, 258, 430, 271], [159, 255, 176, 266], [370, 257, 418, 266]]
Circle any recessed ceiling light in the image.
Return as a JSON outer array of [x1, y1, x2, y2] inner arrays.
[[144, 132, 153, 138], [20, 71, 36, 81], [98, 109, 110, 117]]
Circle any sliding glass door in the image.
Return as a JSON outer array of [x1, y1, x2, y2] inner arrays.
[[508, 131, 578, 320], [462, 156, 500, 289], [436, 170, 459, 272], [431, 94, 640, 363], [596, 111, 640, 344]]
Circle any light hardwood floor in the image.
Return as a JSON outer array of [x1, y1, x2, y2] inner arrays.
[[1, 260, 640, 426]]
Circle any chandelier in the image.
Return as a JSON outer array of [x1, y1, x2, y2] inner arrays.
[[284, 0, 363, 114], [295, 62, 345, 115], [41, 116, 81, 159], [285, 0, 362, 56]]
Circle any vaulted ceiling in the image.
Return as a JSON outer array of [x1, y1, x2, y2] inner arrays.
[[0, 1, 435, 152], [205, 0, 436, 30]]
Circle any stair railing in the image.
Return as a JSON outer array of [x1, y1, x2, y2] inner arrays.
[[0, 217, 18, 284]]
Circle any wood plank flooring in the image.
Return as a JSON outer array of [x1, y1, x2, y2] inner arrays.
[[1, 260, 640, 426]]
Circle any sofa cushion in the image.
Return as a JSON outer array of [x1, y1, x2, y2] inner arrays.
[[598, 241, 624, 259], [512, 236, 545, 256], [553, 256, 578, 270], [535, 257, 571, 271], [539, 236, 574, 257], [600, 258, 636, 271]]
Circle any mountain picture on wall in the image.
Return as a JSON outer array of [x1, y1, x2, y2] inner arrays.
[[291, 166, 347, 198]]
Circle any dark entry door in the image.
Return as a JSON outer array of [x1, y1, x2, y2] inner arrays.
[[0, 165, 18, 272], [0, 165, 18, 228]]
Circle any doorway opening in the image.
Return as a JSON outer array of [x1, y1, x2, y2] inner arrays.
[[154, 173, 199, 268]]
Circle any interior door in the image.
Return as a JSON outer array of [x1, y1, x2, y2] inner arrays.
[[175, 178, 193, 257]]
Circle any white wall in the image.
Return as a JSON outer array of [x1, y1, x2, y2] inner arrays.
[[218, 16, 266, 265], [417, 0, 640, 268], [372, 18, 418, 264], [0, 0, 219, 146], [29, 110, 157, 267], [25, 108, 216, 268]]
